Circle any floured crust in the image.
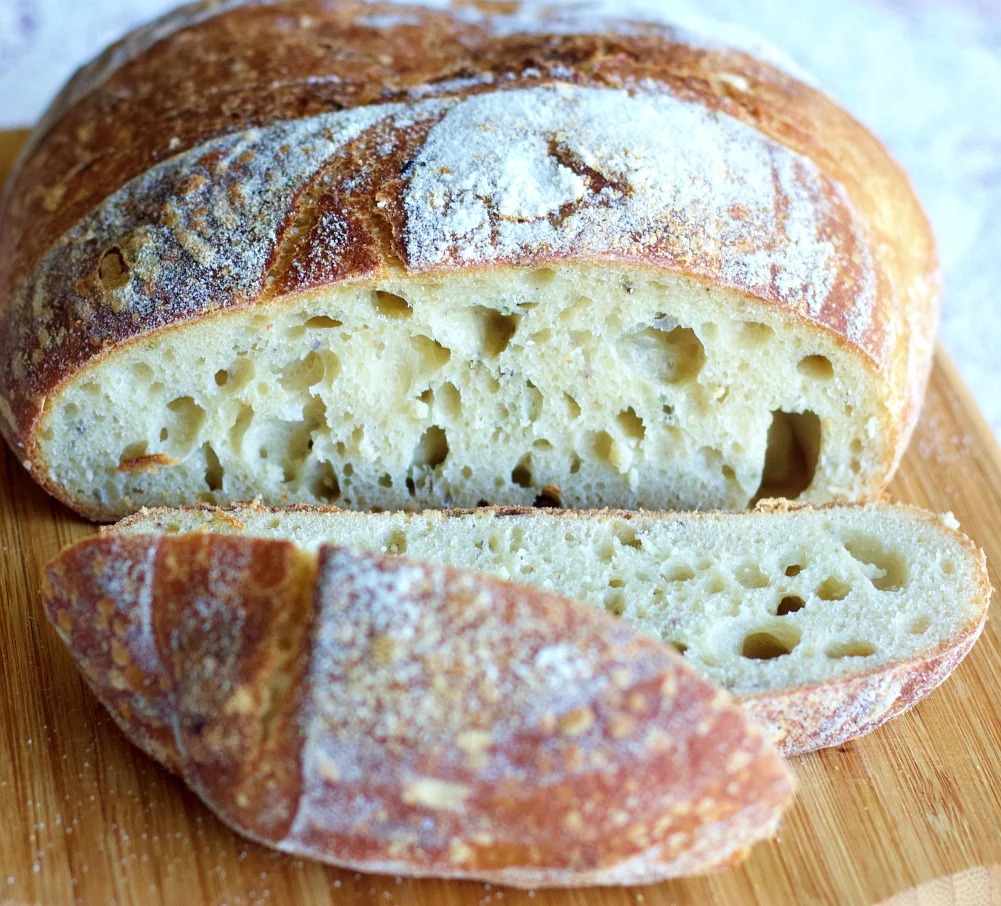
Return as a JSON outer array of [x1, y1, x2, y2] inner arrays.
[[742, 618, 985, 755], [107, 499, 993, 756], [42, 532, 793, 887], [0, 0, 937, 512]]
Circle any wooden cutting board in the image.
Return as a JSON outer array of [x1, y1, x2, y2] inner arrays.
[[1, 130, 1000, 906]]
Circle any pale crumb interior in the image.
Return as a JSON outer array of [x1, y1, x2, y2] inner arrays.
[[44, 264, 881, 517], [115, 505, 980, 696]]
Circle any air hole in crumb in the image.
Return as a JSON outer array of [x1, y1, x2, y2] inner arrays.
[[666, 564, 695, 582], [525, 381, 544, 422], [564, 393, 582, 420], [379, 473, 392, 488], [310, 461, 341, 502], [533, 439, 554, 452], [843, 534, 908, 591], [411, 335, 451, 374], [737, 321, 774, 347], [406, 477, 416, 496], [98, 246, 130, 291], [614, 525, 643, 549], [373, 290, 412, 318], [203, 443, 224, 492], [228, 403, 254, 455], [742, 625, 800, 660], [438, 381, 462, 420], [387, 530, 407, 555], [118, 441, 148, 464], [164, 396, 206, 451], [569, 454, 582, 474], [532, 267, 556, 286], [412, 426, 449, 470], [280, 350, 329, 391], [616, 407, 645, 442], [304, 315, 342, 329], [132, 363, 154, 382], [590, 430, 626, 470], [159, 428, 169, 442], [670, 641, 689, 656], [534, 490, 562, 508], [722, 464, 737, 482], [776, 595, 805, 616], [706, 573, 726, 594], [942, 560, 956, 575], [511, 453, 533, 488], [785, 564, 803, 577], [604, 589, 626, 617], [755, 410, 821, 501], [467, 306, 518, 358], [343, 463, 354, 477], [825, 640, 876, 659], [816, 576, 851, 601], [214, 370, 229, 387], [797, 355, 834, 381], [736, 564, 770, 589], [910, 616, 931, 635], [616, 324, 705, 384], [223, 358, 255, 392]]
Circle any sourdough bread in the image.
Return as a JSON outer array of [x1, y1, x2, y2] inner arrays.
[[0, 1, 937, 519], [43, 533, 793, 887], [113, 501, 992, 754]]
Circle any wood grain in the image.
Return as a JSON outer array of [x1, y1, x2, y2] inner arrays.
[[1, 133, 999, 906]]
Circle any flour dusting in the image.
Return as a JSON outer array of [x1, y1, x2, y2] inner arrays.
[[403, 85, 868, 325]]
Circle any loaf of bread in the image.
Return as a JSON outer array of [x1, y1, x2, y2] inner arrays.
[[0, 0, 937, 520], [43, 532, 793, 887], [114, 500, 991, 755]]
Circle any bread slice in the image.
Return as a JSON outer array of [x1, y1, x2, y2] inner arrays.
[[43, 533, 793, 887], [1, 4, 938, 521], [113, 501, 992, 755]]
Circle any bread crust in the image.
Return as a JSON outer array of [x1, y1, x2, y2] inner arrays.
[[43, 532, 793, 887], [0, 0, 937, 516], [108, 499, 993, 756]]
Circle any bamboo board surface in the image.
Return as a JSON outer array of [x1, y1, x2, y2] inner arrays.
[[1, 129, 1001, 906]]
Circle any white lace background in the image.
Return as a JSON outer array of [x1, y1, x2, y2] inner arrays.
[[2, 0, 999, 436]]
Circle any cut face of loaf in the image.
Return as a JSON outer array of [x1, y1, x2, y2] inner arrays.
[[0, 2, 939, 521], [113, 501, 991, 754], [43, 534, 794, 887], [46, 266, 882, 517]]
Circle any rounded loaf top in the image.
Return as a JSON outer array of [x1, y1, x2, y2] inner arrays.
[[0, 0, 938, 519]]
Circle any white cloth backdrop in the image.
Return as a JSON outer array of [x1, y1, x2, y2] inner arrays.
[[2, 0, 999, 436]]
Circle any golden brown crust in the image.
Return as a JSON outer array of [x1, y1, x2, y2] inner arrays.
[[43, 533, 794, 887], [107, 499, 993, 757], [743, 619, 986, 755], [0, 0, 937, 510]]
